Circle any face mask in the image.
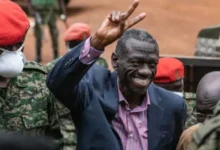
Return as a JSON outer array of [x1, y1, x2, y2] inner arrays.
[[0, 44, 26, 78], [66, 43, 70, 51], [173, 91, 184, 97]]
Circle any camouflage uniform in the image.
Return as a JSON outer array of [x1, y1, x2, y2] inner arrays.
[[184, 92, 198, 128], [55, 101, 76, 150], [47, 58, 77, 150], [0, 61, 75, 150], [47, 57, 108, 71], [187, 101, 220, 150], [32, 0, 59, 61]]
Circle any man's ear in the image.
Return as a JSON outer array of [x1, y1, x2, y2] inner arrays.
[[111, 52, 119, 71]]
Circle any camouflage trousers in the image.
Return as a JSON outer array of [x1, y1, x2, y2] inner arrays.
[[34, 8, 59, 61]]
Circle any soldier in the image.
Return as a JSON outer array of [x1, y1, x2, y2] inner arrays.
[[187, 102, 220, 150], [184, 92, 197, 129], [47, 23, 108, 70], [153, 57, 196, 127], [27, 0, 67, 63], [0, 1, 73, 150], [154, 57, 184, 96], [179, 71, 220, 150]]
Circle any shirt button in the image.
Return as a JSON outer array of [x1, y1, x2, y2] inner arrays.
[[87, 54, 91, 58], [129, 133, 133, 138], [82, 50, 85, 53], [139, 123, 142, 128]]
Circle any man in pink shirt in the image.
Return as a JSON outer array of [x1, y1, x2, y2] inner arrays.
[[47, 0, 187, 150]]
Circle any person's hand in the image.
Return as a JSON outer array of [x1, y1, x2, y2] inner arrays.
[[60, 14, 67, 21], [91, 0, 146, 50]]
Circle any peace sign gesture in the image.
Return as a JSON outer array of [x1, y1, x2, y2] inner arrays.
[[91, 0, 146, 50]]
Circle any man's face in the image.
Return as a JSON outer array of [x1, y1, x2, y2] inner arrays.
[[112, 38, 159, 95]]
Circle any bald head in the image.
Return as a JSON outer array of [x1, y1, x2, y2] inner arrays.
[[196, 71, 220, 120]]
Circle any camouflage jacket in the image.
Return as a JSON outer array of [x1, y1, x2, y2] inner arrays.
[[187, 116, 220, 150], [47, 59, 77, 150], [55, 99, 76, 150], [184, 92, 198, 128], [0, 61, 73, 150], [187, 101, 220, 150]]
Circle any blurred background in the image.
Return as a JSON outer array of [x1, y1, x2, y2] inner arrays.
[[12, 0, 220, 70]]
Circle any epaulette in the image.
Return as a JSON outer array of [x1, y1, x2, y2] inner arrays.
[[193, 116, 220, 146], [23, 61, 48, 74]]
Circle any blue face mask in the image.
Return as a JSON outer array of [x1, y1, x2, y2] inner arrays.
[[173, 92, 183, 97]]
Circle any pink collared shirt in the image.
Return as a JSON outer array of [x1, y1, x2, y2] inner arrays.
[[79, 38, 150, 150], [112, 88, 150, 150]]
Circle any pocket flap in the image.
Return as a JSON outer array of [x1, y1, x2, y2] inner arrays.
[[22, 111, 49, 129]]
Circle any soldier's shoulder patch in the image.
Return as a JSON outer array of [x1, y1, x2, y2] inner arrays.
[[193, 116, 220, 146], [23, 61, 48, 74]]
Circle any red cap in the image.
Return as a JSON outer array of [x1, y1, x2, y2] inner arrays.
[[64, 23, 91, 42], [154, 57, 184, 83], [0, 0, 30, 46]]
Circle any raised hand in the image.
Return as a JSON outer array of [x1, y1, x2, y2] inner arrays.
[[91, 0, 146, 50]]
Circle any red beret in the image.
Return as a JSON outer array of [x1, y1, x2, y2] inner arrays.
[[154, 57, 184, 83], [0, 0, 30, 46], [64, 23, 91, 42]]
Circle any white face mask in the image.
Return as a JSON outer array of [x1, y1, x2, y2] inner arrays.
[[66, 43, 71, 51], [173, 92, 184, 97], [0, 44, 26, 78]]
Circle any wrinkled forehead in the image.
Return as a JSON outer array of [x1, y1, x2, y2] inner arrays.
[[124, 38, 159, 61], [125, 38, 158, 54]]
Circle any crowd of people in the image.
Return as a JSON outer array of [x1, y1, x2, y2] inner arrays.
[[0, 0, 220, 150]]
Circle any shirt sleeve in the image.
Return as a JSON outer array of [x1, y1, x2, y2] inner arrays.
[[79, 37, 104, 64]]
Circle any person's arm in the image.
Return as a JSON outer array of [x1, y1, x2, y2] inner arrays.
[[58, 0, 66, 16], [46, 0, 146, 111], [173, 98, 187, 150], [46, 39, 103, 112], [27, 0, 42, 25], [47, 93, 64, 150], [27, 0, 34, 17], [58, 0, 67, 22], [54, 98, 77, 150]]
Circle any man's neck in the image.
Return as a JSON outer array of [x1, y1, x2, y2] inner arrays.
[[119, 85, 145, 109], [0, 76, 9, 88]]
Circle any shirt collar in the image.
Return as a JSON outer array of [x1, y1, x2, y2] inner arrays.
[[117, 83, 150, 110]]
